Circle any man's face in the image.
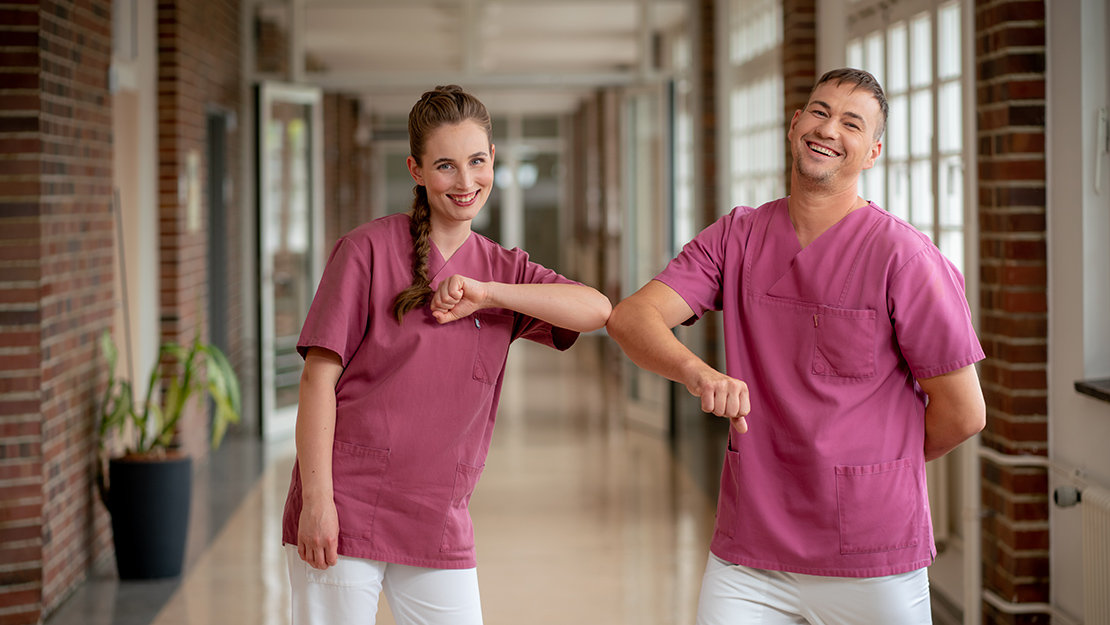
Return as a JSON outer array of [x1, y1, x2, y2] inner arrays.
[[787, 81, 883, 189]]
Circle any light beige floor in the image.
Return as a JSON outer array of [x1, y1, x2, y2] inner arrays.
[[149, 338, 719, 625]]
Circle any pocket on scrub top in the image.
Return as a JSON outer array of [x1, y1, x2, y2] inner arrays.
[[835, 458, 921, 554], [440, 462, 485, 553], [717, 441, 741, 539], [812, 306, 876, 378], [330, 440, 390, 542], [472, 311, 515, 385]]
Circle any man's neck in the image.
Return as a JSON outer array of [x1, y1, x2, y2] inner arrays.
[[787, 179, 866, 249]]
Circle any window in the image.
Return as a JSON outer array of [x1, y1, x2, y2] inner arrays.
[[848, 1, 965, 271], [672, 33, 697, 250], [725, 0, 785, 211]]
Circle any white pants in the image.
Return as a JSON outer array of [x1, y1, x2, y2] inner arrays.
[[696, 553, 932, 625], [284, 545, 484, 625]]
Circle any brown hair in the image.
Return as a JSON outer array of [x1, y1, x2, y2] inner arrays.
[[391, 85, 493, 323], [812, 68, 888, 140]]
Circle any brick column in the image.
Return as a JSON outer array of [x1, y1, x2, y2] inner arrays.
[[694, 0, 720, 370], [323, 93, 371, 248], [974, 1, 1049, 622], [782, 0, 817, 196], [0, 1, 115, 622]]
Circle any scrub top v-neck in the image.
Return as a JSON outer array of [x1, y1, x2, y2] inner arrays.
[[656, 198, 984, 578], [282, 213, 580, 569]]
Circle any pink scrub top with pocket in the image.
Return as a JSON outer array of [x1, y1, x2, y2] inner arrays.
[[281, 213, 579, 569], [655, 199, 984, 578]]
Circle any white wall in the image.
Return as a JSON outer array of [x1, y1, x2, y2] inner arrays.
[[1047, 0, 1110, 618]]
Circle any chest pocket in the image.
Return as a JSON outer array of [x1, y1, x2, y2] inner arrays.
[[812, 306, 876, 378], [472, 311, 515, 384]]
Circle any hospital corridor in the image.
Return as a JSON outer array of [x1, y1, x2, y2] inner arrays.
[[4, 1, 1110, 624]]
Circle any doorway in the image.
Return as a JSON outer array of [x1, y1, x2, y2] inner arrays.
[[256, 82, 324, 440]]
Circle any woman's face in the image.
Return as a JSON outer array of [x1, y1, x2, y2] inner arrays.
[[407, 120, 495, 230]]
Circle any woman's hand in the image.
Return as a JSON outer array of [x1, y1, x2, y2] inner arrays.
[[297, 495, 339, 570], [294, 347, 343, 570], [431, 275, 489, 323]]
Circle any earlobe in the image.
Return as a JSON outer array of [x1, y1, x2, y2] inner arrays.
[[862, 140, 882, 170], [406, 155, 424, 185], [787, 111, 801, 142]]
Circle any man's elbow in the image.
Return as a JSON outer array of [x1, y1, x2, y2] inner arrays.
[[966, 397, 987, 438], [606, 299, 639, 345]]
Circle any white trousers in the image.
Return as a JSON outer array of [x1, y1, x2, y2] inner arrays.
[[696, 553, 932, 625], [284, 545, 484, 625]]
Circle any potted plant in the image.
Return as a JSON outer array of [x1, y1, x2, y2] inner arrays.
[[96, 329, 242, 579]]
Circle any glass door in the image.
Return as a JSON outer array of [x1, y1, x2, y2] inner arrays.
[[622, 84, 674, 435], [257, 82, 324, 440]]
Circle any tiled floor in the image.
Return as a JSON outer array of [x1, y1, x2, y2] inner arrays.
[[47, 336, 724, 625]]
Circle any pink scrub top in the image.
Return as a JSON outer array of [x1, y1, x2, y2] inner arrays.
[[281, 213, 579, 569], [656, 199, 984, 578]]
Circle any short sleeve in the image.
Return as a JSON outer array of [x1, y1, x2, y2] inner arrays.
[[510, 252, 582, 351], [297, 238, 372, 367], [888, 246, 985, 379], [654, 208, 742, 322]]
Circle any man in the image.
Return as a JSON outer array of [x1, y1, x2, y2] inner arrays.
[[607, 68, 986, 624]]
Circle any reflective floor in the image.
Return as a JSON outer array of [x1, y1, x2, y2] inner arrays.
[[47, 336, 725, 625]]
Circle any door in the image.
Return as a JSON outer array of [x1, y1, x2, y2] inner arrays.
[[621, 84, 675, 435], [257, 82, 324, 441], [206, 112, 229, 356]]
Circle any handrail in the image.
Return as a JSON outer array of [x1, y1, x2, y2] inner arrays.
[[977, 446, 1091, 489], [975, 447, 1090, 625], [982, 589, 1082, 625]]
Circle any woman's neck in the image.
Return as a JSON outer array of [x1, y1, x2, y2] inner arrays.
[[429, 220, 472, 261]]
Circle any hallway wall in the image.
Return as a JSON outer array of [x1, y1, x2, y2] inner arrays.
[[0, 1, 116, 621], [155, 0, 245, 461]]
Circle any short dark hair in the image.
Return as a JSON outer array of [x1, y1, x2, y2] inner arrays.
[[811, 68, 888, 141]]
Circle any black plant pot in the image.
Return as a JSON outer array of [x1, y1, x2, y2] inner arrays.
[[106, 455, 192, 579]]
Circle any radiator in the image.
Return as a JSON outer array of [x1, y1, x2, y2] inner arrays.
[[1083, 484, 1110, 625]]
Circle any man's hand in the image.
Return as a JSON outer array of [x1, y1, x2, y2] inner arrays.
[[687, 366, 751, 433]]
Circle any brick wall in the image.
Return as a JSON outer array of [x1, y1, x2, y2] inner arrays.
[[781, 0, 817, 196], [155, 0, 242, 461], [694, 0, 720, 370], [974, 0, 1049, 622], [323, 93, 371, 247], [254, 14, 287, 76], [0, 1, 115, 622]]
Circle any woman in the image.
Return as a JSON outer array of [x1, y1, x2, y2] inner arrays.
[[282, 85, 611, 625]]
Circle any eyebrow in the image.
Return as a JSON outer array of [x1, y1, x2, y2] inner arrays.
[[431, 151, 488, 167], [810, 99, 868, 128]]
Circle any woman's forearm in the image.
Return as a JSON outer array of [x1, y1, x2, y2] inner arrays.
[[483, 282, 612, 332], [295, 349, 344, 501]]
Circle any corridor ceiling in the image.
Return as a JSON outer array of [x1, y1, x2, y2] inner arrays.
[[255, 0, 689, 116]]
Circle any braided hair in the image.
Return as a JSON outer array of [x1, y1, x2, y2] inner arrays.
[[391, 85, 493, 323]]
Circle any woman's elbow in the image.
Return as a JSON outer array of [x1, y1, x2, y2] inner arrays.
[[582, 292, 612, 332]]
